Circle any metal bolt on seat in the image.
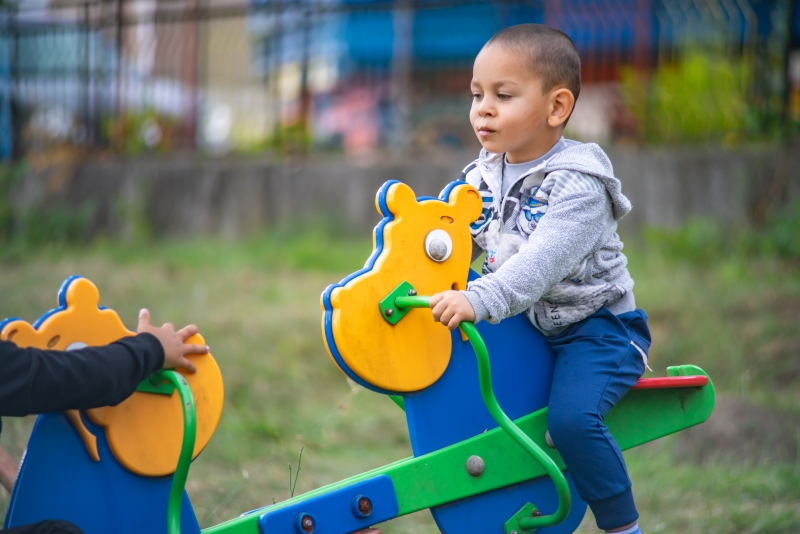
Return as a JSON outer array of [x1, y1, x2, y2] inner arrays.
[[466, 455, 485, 477], [351, 494, 373, 518], [294, 513, 317, 534]]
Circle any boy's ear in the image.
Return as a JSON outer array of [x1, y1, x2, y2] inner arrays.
[[548, 87, 576, 128]]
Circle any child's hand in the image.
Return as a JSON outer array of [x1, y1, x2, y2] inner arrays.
[[430, 290, 476, 330], [137, 308, 208, 373]]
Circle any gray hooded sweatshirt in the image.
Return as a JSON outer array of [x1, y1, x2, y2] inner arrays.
[[460, 139, 636, 335]]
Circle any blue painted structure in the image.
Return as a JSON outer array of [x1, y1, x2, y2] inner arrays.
[[256, 475, 398, 534], [5, 412, 200, 534], [247, 0, 798, 73]]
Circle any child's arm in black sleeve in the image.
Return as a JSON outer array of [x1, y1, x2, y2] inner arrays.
[[0, 334, 165, 417]]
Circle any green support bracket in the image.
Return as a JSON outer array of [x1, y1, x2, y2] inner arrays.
[[504, 502, 541, 534], [136, 373, 177, 395], [379, 281, 417, 325], [389, 395, 406, 411]]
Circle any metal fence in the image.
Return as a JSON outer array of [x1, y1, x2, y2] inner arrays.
[[0, 0, 798, 160]]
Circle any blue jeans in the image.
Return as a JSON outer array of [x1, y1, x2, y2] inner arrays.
[[545, 306, 650, 530]]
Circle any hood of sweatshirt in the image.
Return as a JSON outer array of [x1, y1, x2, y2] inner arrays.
[[475, 141, 631, 221], [544, 142, 632, 220]]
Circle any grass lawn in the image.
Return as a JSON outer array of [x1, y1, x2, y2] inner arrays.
[[0, 234, 797, 533]]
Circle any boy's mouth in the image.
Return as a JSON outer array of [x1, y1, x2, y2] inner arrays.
[[477, 127, 496, 138]]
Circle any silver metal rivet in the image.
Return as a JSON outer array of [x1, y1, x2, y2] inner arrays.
[[511, 531, 519, 534], [384, 308, 394, 317], [407, 289, 417, 296], [545, 430, 555, 449], [466, 455, 485, 477]]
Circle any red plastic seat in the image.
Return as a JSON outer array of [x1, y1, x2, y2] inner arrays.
[[631, 376, 708, 390]]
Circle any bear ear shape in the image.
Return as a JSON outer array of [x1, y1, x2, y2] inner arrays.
[[64, 278, 101, 310], [0, 320, 36, 343], [383, 182, 418, 217], [447, 183, 483, 222]]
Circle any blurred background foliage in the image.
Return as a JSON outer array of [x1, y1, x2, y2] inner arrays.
[[621, 51, 756, 144], [1, 0, 799, 157], [643, 200, 800, 262]]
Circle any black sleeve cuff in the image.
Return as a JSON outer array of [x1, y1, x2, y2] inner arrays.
[[115, 333, 165, 380]]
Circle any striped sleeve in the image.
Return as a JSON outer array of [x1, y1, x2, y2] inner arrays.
[[542, 170, 606, 201]]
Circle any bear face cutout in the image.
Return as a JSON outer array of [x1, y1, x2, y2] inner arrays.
[[321, 180, 482, 393]]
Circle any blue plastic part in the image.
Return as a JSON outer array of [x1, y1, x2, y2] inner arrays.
[[320, 180, 468, 396], [4, 412, 200, 534], [402, 270, 588, 533], [257, 475, 398, 534]]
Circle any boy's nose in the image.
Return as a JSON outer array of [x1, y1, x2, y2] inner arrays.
[[478, 101, 495, 117]]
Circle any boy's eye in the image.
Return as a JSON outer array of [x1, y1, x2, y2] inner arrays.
[[471, 93, 483, 101], [498, 93, 512, 100]]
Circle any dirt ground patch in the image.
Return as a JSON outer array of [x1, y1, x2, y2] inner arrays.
[[674, 395, 800, 464]]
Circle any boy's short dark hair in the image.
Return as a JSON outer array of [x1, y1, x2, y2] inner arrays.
[[486, 24, 581, 101]]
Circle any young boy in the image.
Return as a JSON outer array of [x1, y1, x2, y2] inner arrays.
[[430, 24, 651, 534]]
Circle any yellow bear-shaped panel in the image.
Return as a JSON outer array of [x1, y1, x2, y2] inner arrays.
[[0, 278, 224, 477], [324, 182, 482, 392]]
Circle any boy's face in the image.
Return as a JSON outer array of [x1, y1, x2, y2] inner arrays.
[[469, 44, 570, 163]]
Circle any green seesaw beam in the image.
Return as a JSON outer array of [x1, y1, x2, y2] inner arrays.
[[203, 365, 714, 534]]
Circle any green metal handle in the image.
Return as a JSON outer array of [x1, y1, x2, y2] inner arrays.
[[149, 369, 198, 534], [394, 295, 571, 530]]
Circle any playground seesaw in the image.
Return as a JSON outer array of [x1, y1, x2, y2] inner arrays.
[[0, 180, 715, 534]]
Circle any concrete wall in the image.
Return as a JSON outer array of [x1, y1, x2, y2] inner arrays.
[[12, 145, 800, 239]]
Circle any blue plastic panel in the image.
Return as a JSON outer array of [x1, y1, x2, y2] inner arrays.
[[5, 413, 200, 534], [403, 270, 556, 455], [257, 475, 398, 534], [403, 269, 587, 533]]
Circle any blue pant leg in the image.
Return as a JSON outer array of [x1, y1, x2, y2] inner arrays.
[[545, 307, 648, 530]]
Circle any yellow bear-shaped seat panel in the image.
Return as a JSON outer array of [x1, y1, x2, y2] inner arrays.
[[321, 180, 482, 393], [0, 277, 224, 477]]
